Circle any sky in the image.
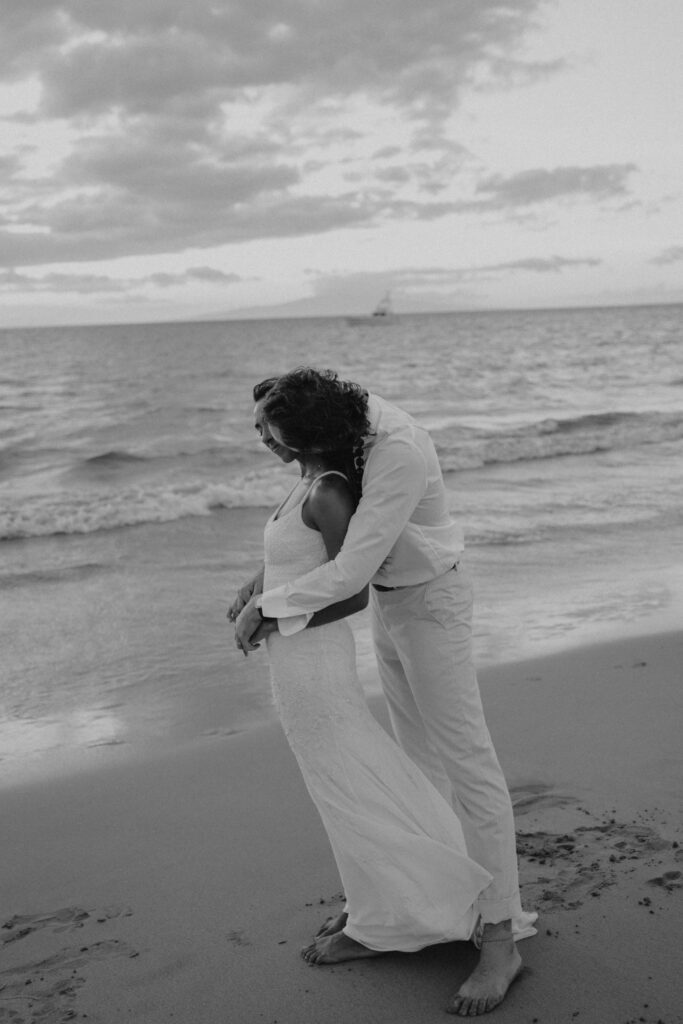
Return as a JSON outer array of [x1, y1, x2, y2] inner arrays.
[[1, 0, 682, 327]]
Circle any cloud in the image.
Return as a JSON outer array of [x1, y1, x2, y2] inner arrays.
[[386, 256, 602, 284], [0, 265, 243, 294], [0, 0, 553, 268], [0, 192, 449, 266], [651, 245, 683, 265], [482, 255, 602, 273], [310, 256, 602, 297], [147, 267, 243, 288], [3, 1, 548, 119], [369, 139, 470, 194], [0, 153, 22, 176], [229, 254, 601, 317], [465, 164, 637, 211]]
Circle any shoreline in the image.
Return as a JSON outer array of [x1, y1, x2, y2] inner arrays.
[[2, 628, 682, 1023], [4, 493, 683, 791], [3, 611, 682, 793], [2, 615, 682, 793]]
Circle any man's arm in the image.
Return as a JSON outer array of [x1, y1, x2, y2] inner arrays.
[[244, 586, 369, 651], [235, 437, 426, 647]]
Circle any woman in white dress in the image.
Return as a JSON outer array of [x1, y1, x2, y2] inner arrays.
[[239, 378, 492, 966]]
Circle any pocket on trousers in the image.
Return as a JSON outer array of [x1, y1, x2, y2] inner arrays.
[[424, 572, 473, 632]]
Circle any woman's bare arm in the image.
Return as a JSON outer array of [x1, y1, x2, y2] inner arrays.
[[303, 474, 369, 627]]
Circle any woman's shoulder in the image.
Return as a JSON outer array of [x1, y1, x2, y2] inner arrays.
[[305, 471, 355, 515], [310, 470, 353, 496]]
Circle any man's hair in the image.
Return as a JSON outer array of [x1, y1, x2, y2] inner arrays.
[[252, 377, 280, 402]]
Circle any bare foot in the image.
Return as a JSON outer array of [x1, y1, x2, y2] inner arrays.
[[301, 931, 384, 965], [446, 921, 523, 1016], [315, 911, 348, 938]]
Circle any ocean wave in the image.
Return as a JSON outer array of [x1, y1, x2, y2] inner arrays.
[[436, 409, 683, 470], [0, 562, 110, 589], [539, 410, 639, 433], [69, 444, 241, 477], [0, 472, 291, 540], [465, 527, 540, 546], [84, 450, 147, 466], [3, 409, 682, 540]]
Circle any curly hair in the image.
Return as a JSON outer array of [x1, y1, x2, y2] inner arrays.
[[262, 367, 372, 500], [252, 377, 280, 402]]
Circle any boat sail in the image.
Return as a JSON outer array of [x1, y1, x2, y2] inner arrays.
[[346, 291, 395, 326]]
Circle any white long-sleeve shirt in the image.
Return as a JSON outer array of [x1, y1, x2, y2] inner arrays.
[[260, 393, 464, 634]]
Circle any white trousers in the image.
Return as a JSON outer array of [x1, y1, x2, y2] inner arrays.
[[371, 564, 521, 926]]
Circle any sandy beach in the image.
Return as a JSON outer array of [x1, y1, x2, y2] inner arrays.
[[2, 629, 681, 1024]]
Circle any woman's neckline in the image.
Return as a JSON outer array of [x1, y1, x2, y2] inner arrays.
[[272, 469, 347, 521]]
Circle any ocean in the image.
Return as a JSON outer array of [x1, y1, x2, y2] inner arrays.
[[2, 304, 683, 786]]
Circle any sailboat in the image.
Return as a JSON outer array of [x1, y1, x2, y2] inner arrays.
[[346, 291, 395, 326]]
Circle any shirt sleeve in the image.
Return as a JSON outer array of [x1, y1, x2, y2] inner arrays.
[[256, 594, 311, 636], [260, 436, 427, 626]]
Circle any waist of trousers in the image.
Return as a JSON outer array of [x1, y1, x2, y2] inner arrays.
[[372, 563, 459, 593]]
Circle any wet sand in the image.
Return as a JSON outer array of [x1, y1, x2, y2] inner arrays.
[[1, 630, 682, 1023]]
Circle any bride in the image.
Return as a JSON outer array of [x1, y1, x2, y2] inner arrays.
[[232, 379, 492, 966]]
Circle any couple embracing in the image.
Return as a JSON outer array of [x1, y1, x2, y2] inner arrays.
[[230, 367, 536, 1017]]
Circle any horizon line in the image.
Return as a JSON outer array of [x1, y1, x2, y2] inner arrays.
[[2, 297, 682, 332]]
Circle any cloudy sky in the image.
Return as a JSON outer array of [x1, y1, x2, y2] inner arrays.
[[1, 0, 682, 326]]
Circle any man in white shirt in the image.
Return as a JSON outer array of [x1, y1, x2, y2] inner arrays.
[[232, 370, 535, 1016]]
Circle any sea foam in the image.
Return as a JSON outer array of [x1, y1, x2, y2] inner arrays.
[[0, 475, 289, 540]]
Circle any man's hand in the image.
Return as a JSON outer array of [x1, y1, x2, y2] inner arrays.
[[234, 596, 266, 656]]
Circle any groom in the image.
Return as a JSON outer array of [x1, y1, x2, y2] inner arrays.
[[232, 369, 535, 1017]]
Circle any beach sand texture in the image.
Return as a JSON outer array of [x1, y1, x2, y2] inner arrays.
[[2, 631, 681, 1024]]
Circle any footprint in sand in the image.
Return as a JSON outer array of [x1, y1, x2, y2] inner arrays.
[[516, 829, 607, 910], [646, 870, 682, 892], [1, 905, 133, 946], [1, 907, 90, 945], [0, 937, 137, 1024], [517, 812, 679, 912], [579, 821, 672, 853]]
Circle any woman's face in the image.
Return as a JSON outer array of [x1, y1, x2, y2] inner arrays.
[[268, 421, 330, 456], [266, 421, 298, 451], [254, 400, 297, 464]]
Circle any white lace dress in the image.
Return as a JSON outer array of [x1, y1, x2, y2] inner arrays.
[[264, 473, 492, 952]]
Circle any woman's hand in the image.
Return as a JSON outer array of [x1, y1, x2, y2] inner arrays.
[[228, 582, 254, 622], [227, 568, 264, 622], [235, 596, 271, 656]]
